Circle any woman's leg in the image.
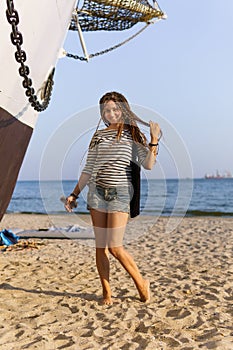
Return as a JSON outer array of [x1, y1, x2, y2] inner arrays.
[[107, 212, 150, 302], [90, 209, 112, 305], [95, 247, 112, 304]]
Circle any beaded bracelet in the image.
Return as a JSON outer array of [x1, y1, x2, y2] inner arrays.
[[70, 192, 79, 199], [149, 142, 159, 156]]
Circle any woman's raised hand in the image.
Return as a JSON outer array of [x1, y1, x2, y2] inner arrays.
[[149, 121, 161, 141]]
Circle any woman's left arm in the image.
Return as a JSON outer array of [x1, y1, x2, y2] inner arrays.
[[142, 121, 161, 170]]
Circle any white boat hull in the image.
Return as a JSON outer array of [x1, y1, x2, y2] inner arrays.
[[0, 0, 77, 220]]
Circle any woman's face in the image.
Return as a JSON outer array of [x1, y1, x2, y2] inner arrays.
[[103, 100, 122, 125]]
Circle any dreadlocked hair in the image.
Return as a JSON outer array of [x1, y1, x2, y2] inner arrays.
[[99, 91, 148, 147]]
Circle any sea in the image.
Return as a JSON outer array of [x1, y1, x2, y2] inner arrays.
[[7, 178, 233, 217]]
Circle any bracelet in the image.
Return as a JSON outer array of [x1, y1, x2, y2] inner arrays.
[[149, 142, 159, 147], [70, 192, 79, 199]]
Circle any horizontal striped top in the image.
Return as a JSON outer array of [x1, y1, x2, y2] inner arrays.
[[82, 128, 148, 187]]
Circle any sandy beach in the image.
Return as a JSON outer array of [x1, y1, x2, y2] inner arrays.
[[0, 213, 233, 349]]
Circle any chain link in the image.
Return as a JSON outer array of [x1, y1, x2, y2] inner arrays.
[[66, 23, 150, 61], [6, 0, 55, 112]]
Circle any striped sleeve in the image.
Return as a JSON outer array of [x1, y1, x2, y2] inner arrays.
[[82, 133, 98, 175], [136, 143, 149, 166]]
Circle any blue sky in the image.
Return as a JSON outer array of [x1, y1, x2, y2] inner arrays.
[[19, 0, 233, 180]]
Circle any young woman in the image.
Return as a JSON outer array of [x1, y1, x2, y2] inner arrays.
[[65, 92, 161, 305]]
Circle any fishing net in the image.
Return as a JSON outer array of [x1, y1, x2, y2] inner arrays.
[[70, 0, 164, 32]]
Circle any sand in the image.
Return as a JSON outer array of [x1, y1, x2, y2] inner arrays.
[[0, 213, 233, 349]]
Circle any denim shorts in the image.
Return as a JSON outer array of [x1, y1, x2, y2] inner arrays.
[[87, 184, 131, 213]]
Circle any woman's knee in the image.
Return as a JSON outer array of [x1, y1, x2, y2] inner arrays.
[[96, 247, 108, 256], [108, 246, 123, 258]]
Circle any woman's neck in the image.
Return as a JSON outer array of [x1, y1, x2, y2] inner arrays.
[[106, 123, 129, 130], [106, 124, 119, 130]]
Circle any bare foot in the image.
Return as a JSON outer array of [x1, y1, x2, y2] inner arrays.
[[139, 279, 150, 303], [101, 296, 113, 305]]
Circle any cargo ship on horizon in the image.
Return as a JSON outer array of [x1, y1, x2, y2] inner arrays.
[[205, 170, 233, 179]]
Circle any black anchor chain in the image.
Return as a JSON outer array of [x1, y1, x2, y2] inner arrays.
[[6, 0, 55, 112]]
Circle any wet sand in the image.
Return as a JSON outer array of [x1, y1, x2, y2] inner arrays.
[[0, 214, 233, 349]]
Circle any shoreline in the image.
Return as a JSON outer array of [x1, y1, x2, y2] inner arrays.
[[2, 212, 233, 231], [1, 214, 233, 349]]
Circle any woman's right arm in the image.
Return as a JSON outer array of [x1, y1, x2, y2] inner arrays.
[[65, 132, 98, 212], [65, 172, 91, 212]]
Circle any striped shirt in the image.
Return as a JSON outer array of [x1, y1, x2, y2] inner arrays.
[[82, 128, 148, 187]]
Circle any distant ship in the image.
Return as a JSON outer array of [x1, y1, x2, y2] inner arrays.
[[205, 170, 233, 179]]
